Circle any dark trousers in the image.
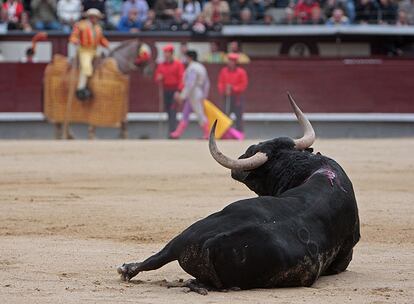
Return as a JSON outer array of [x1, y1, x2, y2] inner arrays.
[[223, 95, 244, 132], [164, 90, 178, 134]]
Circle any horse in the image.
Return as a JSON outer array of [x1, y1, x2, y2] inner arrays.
[[43, 39, 152, 139]]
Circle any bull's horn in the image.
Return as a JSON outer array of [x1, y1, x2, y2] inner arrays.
[[287, 93, 315, 150], [209, 121, 268, 170]]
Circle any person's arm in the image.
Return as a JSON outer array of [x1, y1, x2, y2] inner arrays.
[[154, 64, 163, 82], [180, 68, 197, 100], [138, 1, 149, 23], [69, 22, 80, 44], [232, 69, 248, 94], [99, 30, 109, 48]]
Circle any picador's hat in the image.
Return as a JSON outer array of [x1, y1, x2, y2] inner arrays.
[[84, 8, 104, 19]]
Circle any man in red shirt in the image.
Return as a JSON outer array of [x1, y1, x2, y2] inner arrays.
[[294, 0, 320, 24], [154, 44, 185, 138], [217, 52, 248, 134]]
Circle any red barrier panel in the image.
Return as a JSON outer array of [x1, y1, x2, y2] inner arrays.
[[1, 59, 414, 113]]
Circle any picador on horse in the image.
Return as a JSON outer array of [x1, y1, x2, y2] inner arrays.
[[43, 8, 151, 139]]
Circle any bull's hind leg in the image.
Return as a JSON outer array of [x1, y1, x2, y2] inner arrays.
[[167, 279, 209, 295], [117, 246, 176, 281], [323, 249, 353, 275]]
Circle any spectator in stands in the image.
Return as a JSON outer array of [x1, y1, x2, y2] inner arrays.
[[190, 12, 206, 33], [225, 41, 250, 64], [154, 0, 177, 22], [106, 0, 123, 29], [202, 0, 230, 29], [326, 7, 350, 24], [170, 8, 190, 30], [399, 0, 414, 24], [322, 0, 355, 23], [57, 0, 82, 33], [378, 0, 397, 24], [263, 11, 275, 24], [203, 41, 226, 63], [122, 0, 148, 23], [396, 9, 409, 25], [154, 44, 185, 137], [239, 7, 255, 24], [2, 0, 24, 30], [282, 6, 296, 24], [142, 9, 158, 30], [355, 0, 379, 24], [31, 0, 61, 30], [180, 0, 201, 24], [117, 7, 143, 32], [308, 6, 324, 24], [252, 0, 265, 20], [231, 0, 257, 24], [217, 53, 248, 135], [20, 10, 32, 31], [294, 0, 320, 24]]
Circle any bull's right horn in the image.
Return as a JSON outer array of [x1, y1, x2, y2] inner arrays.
[[287, 93, 316, 150], [209, 121, 268, 170]]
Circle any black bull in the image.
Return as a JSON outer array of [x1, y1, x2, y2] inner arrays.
[[117, 95, 360, 291]]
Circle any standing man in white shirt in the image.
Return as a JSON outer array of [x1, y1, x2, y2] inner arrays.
[[171, 50, 210, 139]]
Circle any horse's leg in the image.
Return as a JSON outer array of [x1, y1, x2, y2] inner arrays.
[[120, 121, 128, 139], [55, 123, 63, 139], [88, 125, 96, 140]]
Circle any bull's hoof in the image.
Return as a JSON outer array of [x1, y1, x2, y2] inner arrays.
[[117, 263, 139, 282], [117, 264, 130, 281]]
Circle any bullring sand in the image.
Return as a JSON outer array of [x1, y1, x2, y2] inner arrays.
[[0, 139, 413, 303]]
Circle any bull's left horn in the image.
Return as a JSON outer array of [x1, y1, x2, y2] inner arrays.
[[209, 121, 268, 170], [287, 93, 316, 150]]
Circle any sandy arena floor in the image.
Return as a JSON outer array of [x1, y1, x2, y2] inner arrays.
[[0, 139, 413, 303]]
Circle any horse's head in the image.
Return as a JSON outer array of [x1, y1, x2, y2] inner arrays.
[[109, 39, 153, 75]]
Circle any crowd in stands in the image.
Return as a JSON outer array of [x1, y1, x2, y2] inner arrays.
[[1, 0, 414, 33]]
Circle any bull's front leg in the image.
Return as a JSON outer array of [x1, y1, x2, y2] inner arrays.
[[117, 262, 142, 281], [117, 245, 176, 281]]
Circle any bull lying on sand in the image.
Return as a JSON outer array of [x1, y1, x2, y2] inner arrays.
[[117, 94, 360, 293]]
